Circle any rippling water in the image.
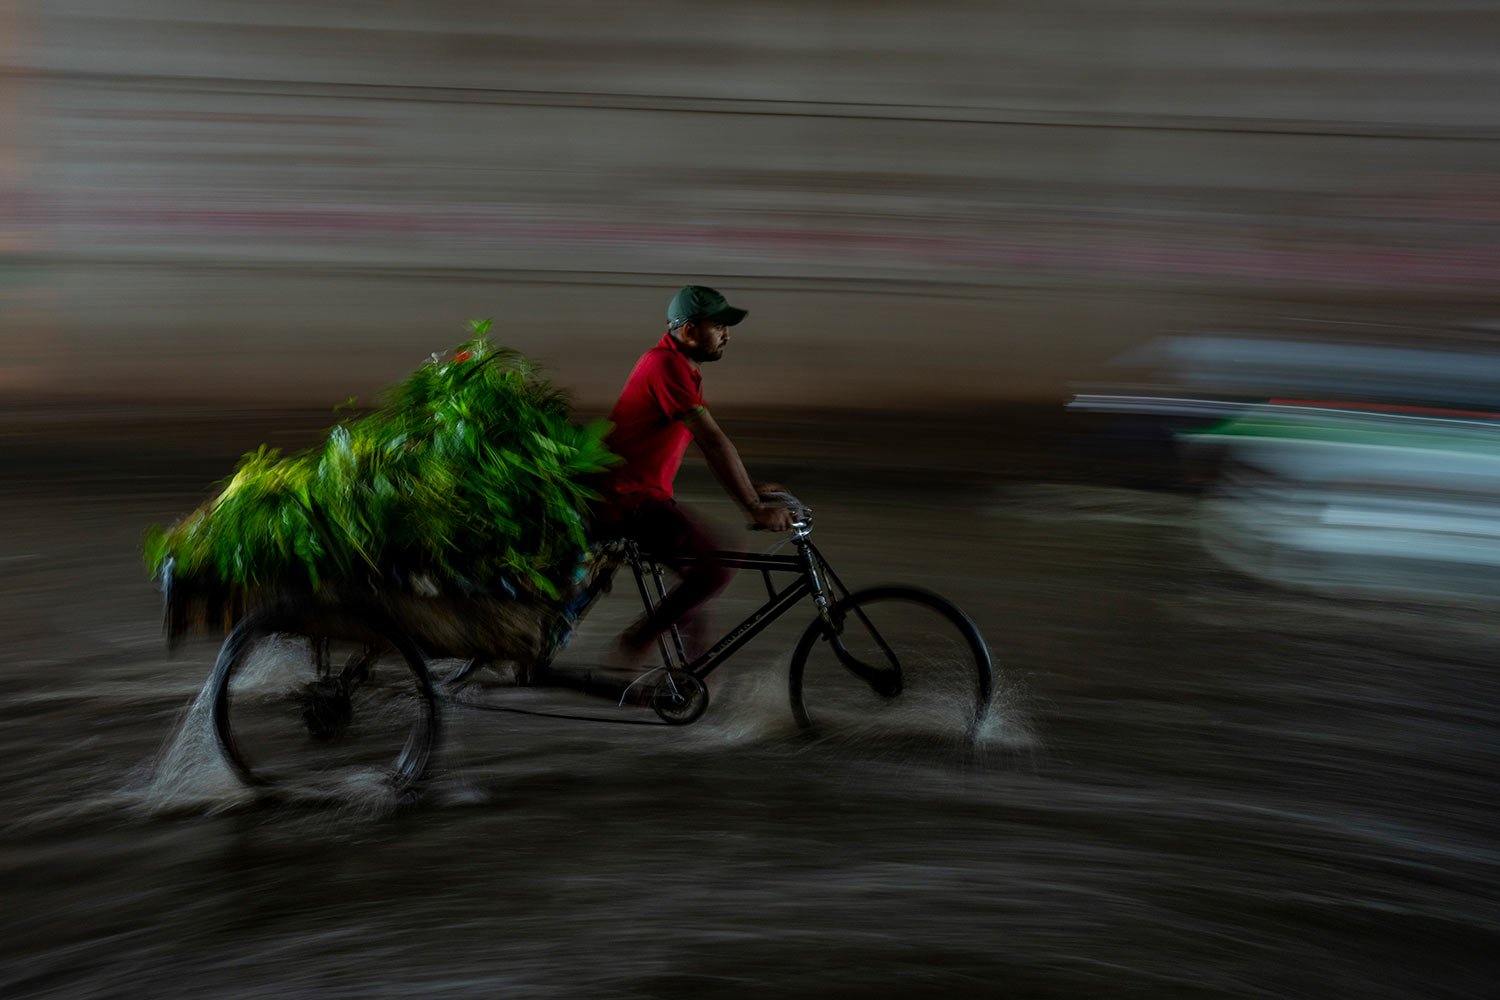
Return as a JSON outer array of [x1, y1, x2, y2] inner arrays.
[[2, 448, 1497, 998]]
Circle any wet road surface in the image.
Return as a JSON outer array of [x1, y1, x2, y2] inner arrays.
[[1, 417, 1497, 998]]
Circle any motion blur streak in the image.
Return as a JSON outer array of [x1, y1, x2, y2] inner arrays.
[[3, 2, 1499, 405], [1076, 330, 1500, 601], [3, 2, 1500, 998]]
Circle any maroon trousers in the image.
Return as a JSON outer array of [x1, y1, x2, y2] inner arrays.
[[594, 497, 733, 655]]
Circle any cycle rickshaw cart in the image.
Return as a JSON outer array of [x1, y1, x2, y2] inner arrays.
[[165, 494, 995, 797]]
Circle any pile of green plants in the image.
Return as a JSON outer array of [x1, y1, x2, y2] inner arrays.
[[145, 322, 616, 601]]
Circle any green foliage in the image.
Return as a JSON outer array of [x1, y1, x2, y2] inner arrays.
[[147, 326, 617, 600]]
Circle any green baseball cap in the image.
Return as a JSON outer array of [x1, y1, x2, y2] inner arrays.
[[667, 285, 748, 328]]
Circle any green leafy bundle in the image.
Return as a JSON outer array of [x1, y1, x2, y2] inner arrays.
[[145, 323, 617, 600]]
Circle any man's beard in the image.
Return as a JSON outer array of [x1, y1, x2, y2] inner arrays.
[[686, 343, 724, 363]]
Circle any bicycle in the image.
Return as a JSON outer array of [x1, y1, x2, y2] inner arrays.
[[194, 493, 994, 797]]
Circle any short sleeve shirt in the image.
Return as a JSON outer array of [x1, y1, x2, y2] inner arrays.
[[599, 333, 704, 503]]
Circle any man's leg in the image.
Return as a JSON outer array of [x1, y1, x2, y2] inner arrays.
[[618, 500, 732, 663]]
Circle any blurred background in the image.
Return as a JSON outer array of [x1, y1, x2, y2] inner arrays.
[[4, 0, 1497, 410], [5, 4, 1500, 998]]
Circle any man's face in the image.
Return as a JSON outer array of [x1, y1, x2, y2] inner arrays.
[[680, 321, 730, 363]]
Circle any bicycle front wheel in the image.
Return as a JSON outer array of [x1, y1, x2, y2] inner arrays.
[[788, 586, 993, 741], [210, 603, 439, 798]]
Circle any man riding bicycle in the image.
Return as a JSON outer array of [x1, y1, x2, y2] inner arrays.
[[593, 285, 794, 668]]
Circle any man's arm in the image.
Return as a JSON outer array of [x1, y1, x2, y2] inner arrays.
[[683, 408, 794, 531]]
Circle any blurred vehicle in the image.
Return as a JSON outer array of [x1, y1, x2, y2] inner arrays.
[[1070, 324, 1500, 600]]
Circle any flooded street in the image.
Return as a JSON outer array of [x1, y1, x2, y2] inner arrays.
[[8, 0, 1500, 993], [1, 416, 1497, 999]]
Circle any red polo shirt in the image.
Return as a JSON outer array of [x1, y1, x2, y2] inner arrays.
[[599, 333, 704, 504]]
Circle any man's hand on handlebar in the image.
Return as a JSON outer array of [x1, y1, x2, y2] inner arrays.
[[749, 500, 796, 532], [748, 484, 799, 531]]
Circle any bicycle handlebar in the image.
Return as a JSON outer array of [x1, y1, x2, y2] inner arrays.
[[750, 491, 812, 534]]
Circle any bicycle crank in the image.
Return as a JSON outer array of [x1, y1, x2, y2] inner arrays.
[[650, 669, 709, 725]]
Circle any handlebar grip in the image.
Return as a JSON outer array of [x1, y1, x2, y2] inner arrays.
[[748, 491, 807, 532]]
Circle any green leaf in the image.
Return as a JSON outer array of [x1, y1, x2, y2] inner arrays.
[[146, 322, 618, 600]]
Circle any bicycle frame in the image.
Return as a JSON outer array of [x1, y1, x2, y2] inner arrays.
[[620, 534, 848, 681]]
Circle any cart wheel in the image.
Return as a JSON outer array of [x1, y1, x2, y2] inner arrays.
[[650, 669, 709, 726], [209, 602, 439, 798]]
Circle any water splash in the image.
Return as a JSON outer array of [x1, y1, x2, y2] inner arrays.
[[135, 679, 254, 815]]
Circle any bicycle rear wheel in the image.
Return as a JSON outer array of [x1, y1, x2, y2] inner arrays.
[[788, 586, 992, 742], [210, 603, 439, 798]]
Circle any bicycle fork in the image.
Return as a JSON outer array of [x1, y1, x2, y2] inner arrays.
[[799, 542, 903, 699]]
